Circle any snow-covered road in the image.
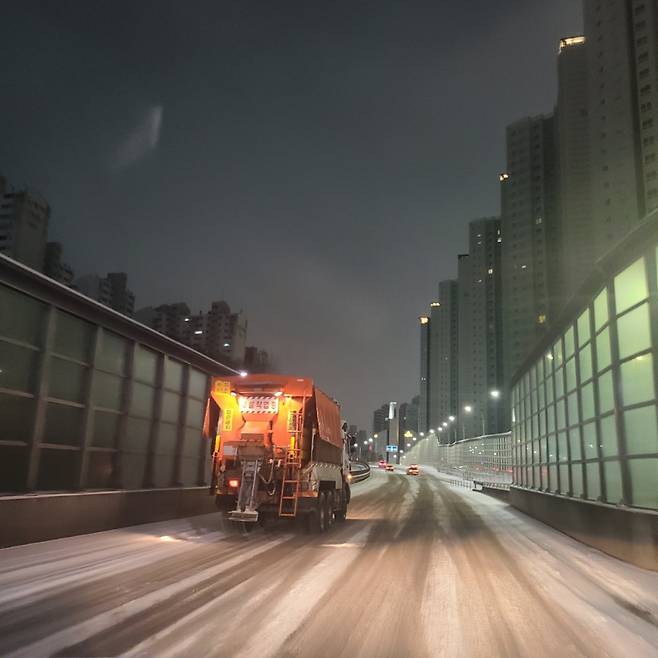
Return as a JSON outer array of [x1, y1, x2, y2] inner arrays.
[[1, 469, 657, 657]]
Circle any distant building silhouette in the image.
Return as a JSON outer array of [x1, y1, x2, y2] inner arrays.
[[43, 242, 74, 286], [135, 303, 191, 341], [76, 272, 135, 317], [137, 299, 247, 367], [0, 175, 49, 271]]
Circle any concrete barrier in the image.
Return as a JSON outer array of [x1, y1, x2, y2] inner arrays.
[[510, 487, 658, 571], [0, 487, 217, 548]]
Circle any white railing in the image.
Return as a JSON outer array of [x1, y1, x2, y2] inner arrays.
[[404, 433, 513, 488]]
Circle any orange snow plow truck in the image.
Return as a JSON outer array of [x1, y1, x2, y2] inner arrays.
[[203, 374, 351, 531]]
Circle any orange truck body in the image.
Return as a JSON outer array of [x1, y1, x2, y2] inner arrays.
[[204, 373, 350, 527]]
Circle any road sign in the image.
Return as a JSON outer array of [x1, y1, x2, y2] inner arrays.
[[386, 445, 398, 453]]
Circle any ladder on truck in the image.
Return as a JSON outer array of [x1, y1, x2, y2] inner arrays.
[[279, 396, 306, 518]]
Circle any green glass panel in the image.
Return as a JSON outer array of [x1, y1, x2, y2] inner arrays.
[[54, 311, 93, 362], [596, 329, 611, 372], [581, 382, 595, 421], [553, 339, 564, 367], [93, 410, 119, 448], [164, 359, 184, 392], [0, 286, 46, 346], [598, 371, 615, 414], [617, 303, 651, 360], [161, 391, 181, 424], [568, 392, 579, 426], [586, 462, 602, 501], [94, 371, 123, 411], [547, 404, 555, 433], [130, 383, 155, 418], [565, 327, 575, 359], [620, 354, 655, 406], [558, 431, 568, 463], [49, 358, 87, 403], [557, 399, 566, 429], [600, 415, 618, 457], [0, 341, 39, 393], [134, 347, 158, 384], [566, 358, 577, 392], [594, 288, 609, 331], [583, 422, 598, 459], [629, 459, 658, 509], [548, 434, 557, 462], [0, 393, 35, 443], [624, 405, 658, 455], [614, 257, 648, 315], [569, 428, 582, 461], [555, 368, 564, 399], [577, 308, 591, 347], [579, 345, 592, 383], [604, 460, 623, 504], [43, 403, 83, 446], [188, 369, 208, 399], [559, 464, 570, 494], [97, 331, 128, 375], [571, 463, 584, 497], [549, 464, 557, 490], [546, 374, 554, 404]]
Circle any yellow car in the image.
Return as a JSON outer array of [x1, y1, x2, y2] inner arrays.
[[406, 464, 420, 476], [385, 463, 395, 472]]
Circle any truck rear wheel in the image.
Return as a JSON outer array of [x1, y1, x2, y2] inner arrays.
[[308, 492, 327, 534], [325, 491, 334, 528], [335, 487, 348, 522]]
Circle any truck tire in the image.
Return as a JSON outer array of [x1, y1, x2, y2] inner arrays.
[[308, 492, 326, 534], [334, 487, 348, 522], [325, 491, 334, 528]]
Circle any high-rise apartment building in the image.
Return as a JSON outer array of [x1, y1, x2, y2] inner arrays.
[[418, 314, 430, 433], [43, 242, 74, 286], [135, 303, 191, 341], [106, 273, 135, 317], [632, 0, 658, 214], [76, 274, 111, 305], [581, 0, 658, 257], [186, 301, 247, 366], [422, 280, 459, 441], [76, 272, 136, 317], [399, 397, 419, 436], [557, 36, 595, 303], [0, 178, 49, 271], [585, 0, 644, 257], [243, 346, 272, 373], [500, 115, 559, 387], [458, 218, 505, 438]]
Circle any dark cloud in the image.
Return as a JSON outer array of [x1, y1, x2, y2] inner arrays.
[[1, 0, 582, 429]]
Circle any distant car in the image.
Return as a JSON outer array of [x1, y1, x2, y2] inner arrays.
[[378, 460, 387, 469], [385, 463, 395, 472], [406, 464, 420, 476]]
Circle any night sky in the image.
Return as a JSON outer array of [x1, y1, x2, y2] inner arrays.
[[2, 1, 582, 430]]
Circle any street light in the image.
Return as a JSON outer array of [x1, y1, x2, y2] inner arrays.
[[420, 432, 425, 437], [490, 390, 501, 399], [464, 405, 473, 413], [442, 422, 448, 428], [448, 416, 455, 422]]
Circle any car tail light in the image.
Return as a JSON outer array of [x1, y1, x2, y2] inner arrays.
[[228, 478, 240, 489]]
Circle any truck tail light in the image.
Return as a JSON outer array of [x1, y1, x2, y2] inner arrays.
[[228, 478, 240, 489]]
